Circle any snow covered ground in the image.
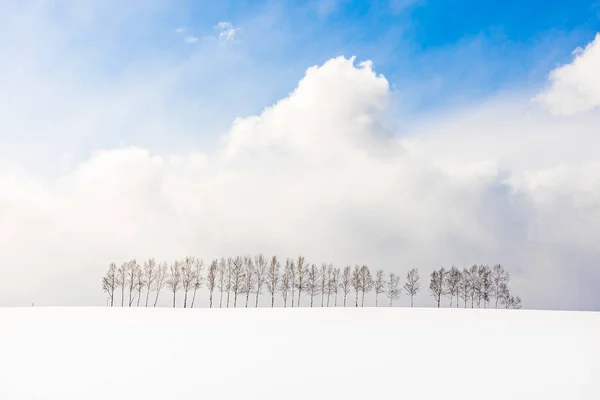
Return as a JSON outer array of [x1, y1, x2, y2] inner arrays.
[[0, 307, 598, 399]]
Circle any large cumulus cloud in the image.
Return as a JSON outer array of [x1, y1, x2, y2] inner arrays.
[[2, 38, 600, 309]]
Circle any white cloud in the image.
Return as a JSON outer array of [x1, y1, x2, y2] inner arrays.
[[534, 33, 600, 116], [215, 21, 239, 42], [184, 35, 199, 43], [2, 53, 600, 310], [174, 27, 185, 33]]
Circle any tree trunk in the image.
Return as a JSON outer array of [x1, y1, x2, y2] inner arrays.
[[343, 293, 347, 307], [375, 293, 378, 307], [327, 293, 330, 307], [245, 291, 250, 308], [209, 291, 213, 308], [255, 292, 260, 308], [390, 297, 392, 307], [310, 295, 313, 307], [361, 290, 365, 307], [291, 288, 294, 308], [110, 293, 114, 307], [154, 289, 161, 307], [145, 288, 150, 307], [355, 290, 358, 307], [411, 295, 414, 308], [191, 287, 198, 308], [226, 290, 230, 308], [219, 289, 223, 308], [121, 286, 125, 307], [137, 289, 142, 307], [234, 292, 238, 308], [271, 293, 275, 308], [172, 291, 176, 308], [297, 290, 301, 307], [183, 291, 188, 308]]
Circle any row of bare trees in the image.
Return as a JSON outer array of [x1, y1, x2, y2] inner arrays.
[[429, 265, 521, 309], [102, 255, 521, 309]]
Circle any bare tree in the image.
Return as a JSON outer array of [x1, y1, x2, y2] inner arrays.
[[320, 263, 328, 307], [340, 266, 352, 307], [166, 261, 182, 308], [190, 259, 204, 308], [403, 268, 420, 308], [359, 265, 373, 307], [295, 256, 308, 307], [468, 264, 479, 307], [254, 254, 268, 307], [429, 267, 446, 308], [231, 256, 244, 308], [117, 262, 128, 307], [217, 257, 227, 308], [180, 257, 199, 308], [142, 258, 157, 307], [153, 261, 167, 307], [351, 265, 361, 307], [206, 259, 218, 308], [266, 255, 280, 307], [226, 257, 234, 308], [306, 263, 320, 307], [458, 267, 472, 308], [480, 265, 492, 308], [387, 273, 401, 306], [102, 262, 118, 307], [491, 264, 509, 308], [324, 264, 333, 307], [288, 258, 296, 307], [446, 266, 461, 308], [280, 259, 292, 307], [374, 269, 386, 307], [135, 262, 145, 307], [127, 260, 140, 307], [331, 267, 340, 306], [243, 256, 256, 307]]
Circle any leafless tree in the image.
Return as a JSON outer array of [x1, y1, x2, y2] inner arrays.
[[166, 261, 182, 308], [280, 259, 292, 307], [403, 268, 420, 308], [180, 257, 199, 308], [374, 269, 386, 307], [217, 257, 227, 308], [242, 256, 256, 307], [153, 261, 168, 307], [306, 263, 320, 307], [324, 264, 333, 307], [142, 258, 157, 307], [387, 273, 401, 306], [266, 255, 280, 307], [331, 267, 340, 306], [468, 264, 479, 307], [429, 267, 446, 308], [135, 262, 145, 307], [226, 257, 234, 308], [458, 268, 472, 308], [231, 256, 244, 307], [117, 262, 128, 307], [102, 263, 118, 307], [480, 265, 492, 308], [206, 259, 218, 308], [340, 266, 352, 307], [351, 265, 361, 307], [359, 265, 373, 307], [295, 256, 308, 307], [491, 264, 509, 308], [127, 260, 140, 307], [190, 259, 204, 308], [320, 263, 328, 307], [254, 254, 268, 307], [288, 258, 296, 307], [446, 266, 461, 308]]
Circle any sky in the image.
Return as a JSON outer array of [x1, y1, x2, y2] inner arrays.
[[0, 308, 598, 398], [0, 0, 600, 309]]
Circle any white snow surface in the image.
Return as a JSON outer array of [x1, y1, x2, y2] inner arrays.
[[0, 307, 598, 399]]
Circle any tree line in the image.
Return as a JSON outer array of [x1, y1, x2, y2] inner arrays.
[[101, 255, 522, 309]]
